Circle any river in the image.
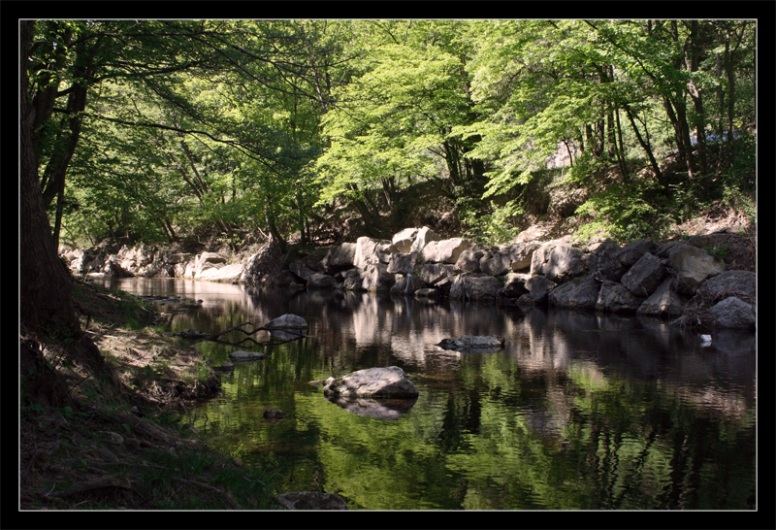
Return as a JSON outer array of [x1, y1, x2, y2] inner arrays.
[[99, 277, 756, 510]]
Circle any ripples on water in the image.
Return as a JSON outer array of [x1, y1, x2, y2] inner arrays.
[[103, 278, 756, 510]]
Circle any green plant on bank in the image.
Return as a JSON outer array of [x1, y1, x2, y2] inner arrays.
[[575, 182, 672, 243], [457, 197, 522, 245]]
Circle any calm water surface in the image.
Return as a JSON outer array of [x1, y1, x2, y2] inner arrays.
[[104, 277, 756, 510]]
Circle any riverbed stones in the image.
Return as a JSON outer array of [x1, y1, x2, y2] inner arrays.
[[530, 240, 585, 282], [637, 278, 684, 318], [229, 350, 266, 362], [422, 237, 473, 264], [437, 335, 505, 352], [323, 366, 419, 398], [548, 275, 600, 309], [621, 253, 665, 297], [322, 242, 356, 272], [265, 313, 307, 341], [709, 296, 755, 329], [697, 270, 756, 304], [667, 243, 725, 295], [449, 273, 502, 300], [596, 281, 643, 314], [275, 492, 348, 510]]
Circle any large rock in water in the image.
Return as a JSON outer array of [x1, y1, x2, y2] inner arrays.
[[500, 273, 530, 298], [360, 263, 394, 292], [595, 281, 643, 314], [620, 252, 665, 297], [422, 238, 473, 264], [275, 492, 347, 510], [530, 240, 586, 282], [667, 243, 725, 295], [454, 248, 484, 273], [387, 251, 419, 275], [322, 243, 356, 272], [709, 296, 755, 329], [353, 236, 391, 270], [548, 275, 600, 309], [390, 226, 438, 253], [697, 270, 756, 304], [449, 274, 502, 300], [265, 313, 307, 342], [306, 272, 336, 289], [323, 366, 419, 398], [438, 335, 505, 352], [637, 278, 684, 318]]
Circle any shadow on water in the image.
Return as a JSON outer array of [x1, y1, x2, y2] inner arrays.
[[101, 277, 756, 510]]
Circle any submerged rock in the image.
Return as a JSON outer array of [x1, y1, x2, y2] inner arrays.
[[323, 366, 419, 399], [437, 335, 505, 352], [228, 350, 266, 362], [275, 491, 347, 510], [263, 409, 285, 420]]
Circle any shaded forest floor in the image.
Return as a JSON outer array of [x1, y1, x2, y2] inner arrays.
[[20, 282, 276, 509]]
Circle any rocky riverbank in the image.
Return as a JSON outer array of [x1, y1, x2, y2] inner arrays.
[[62, 226, 756, 333]]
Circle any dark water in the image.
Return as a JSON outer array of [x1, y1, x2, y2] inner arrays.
[[104, 277, 756, 510]]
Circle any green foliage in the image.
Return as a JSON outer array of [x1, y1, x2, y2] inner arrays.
[[575, 182, 671, 242]]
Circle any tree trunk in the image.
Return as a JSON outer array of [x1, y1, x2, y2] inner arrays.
[[20, 21, 80, 336], [623, 102, 663, 182]]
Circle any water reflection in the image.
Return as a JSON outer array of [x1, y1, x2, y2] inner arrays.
[[99, 278, 756, 510]]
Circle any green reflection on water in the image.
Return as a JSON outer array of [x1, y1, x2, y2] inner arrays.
[[182, 339, 754, 510]]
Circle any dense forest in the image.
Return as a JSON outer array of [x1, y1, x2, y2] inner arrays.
[[25, 19, 755, 252]]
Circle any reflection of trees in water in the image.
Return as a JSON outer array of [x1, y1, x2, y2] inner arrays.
[[118, 280, 754, 509]]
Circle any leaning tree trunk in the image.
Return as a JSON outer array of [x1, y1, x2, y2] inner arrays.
[[20, 21, 80, 336]]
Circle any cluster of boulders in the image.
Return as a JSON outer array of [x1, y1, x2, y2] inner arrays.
[[62, 225, 755, 331], [276, 227, 755, 332]]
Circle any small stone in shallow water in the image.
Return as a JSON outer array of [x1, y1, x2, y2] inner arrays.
[[263, 409, 285, 420], [700, 334, 712, 347], [228, 350, 266, 362], [437, 335, 505, 352]]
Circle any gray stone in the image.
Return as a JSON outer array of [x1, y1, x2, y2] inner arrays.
[[454, 248, 484, 273], [265, 313, 307, 341], [585, 239, 625, 281], [596, 281, 643, 314], [479, 251, 511, 276], [353, 236, 392, 270], [360, 263, 394, 292], [322, 243, 356, 272], [390, 226, 438, 253], [709, 297, 755, 329], [229, 350, 266, 362], [275, 492, 347, 510], [422, 238, 474, 264], [503, 241, 540, 272], [548, 275, 600, 309], [697, 270, 756, 304], [341, 269, 364, 291], [323, 366, 419, 398], [500, 272, 530, 298], [617, 239, 657, 267], [387, 251, 419, 275], [637, 278, 684, 318], [530, 241, 586, 282], [438, 335, 505, 352], [449, 274, 503, 300], [524, 275, 557, 304], [667, 243, 725, 295], [198, 263, 244, 283], [390, 273, 424, 296], [418, 263, 455, 286], [621, 253, 665, 297], [306, 272, 336, 289]]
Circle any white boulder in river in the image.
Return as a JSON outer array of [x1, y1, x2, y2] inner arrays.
[[323, 366, 419, 398]]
